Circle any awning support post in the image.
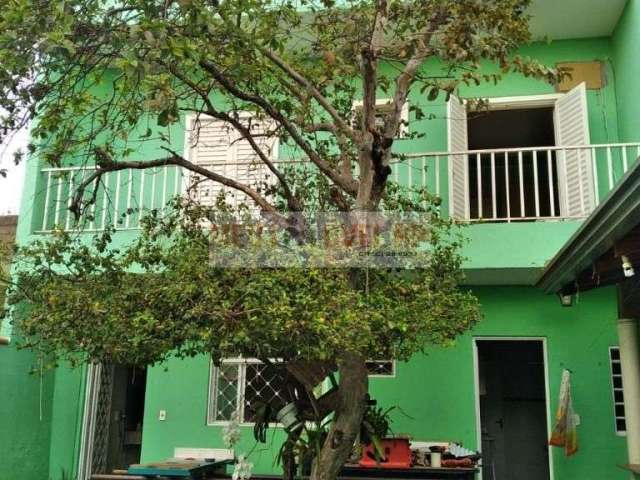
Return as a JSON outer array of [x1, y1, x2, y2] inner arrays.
[[617, 318, 640, 470]]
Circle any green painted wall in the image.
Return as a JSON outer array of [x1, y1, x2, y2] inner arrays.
[[613, 0, 640, 143], [0, 343, 86, 480], [141, 286, 627, 480], [372, 286, 626, 480], [0, 352, 89, 480], [405, 38, 622, 275], [1, 154, 88, 479], [47, 366, 87, 480], [2, 34, 634, 480], [0, 215, 56, 480], [11, 37, 626, 278], [462, 221, 582, 276], [396, 37, 622, 214], [0, 341, 55, 480]]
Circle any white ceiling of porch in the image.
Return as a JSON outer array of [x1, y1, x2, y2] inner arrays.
[[528, 0, 627, 40]]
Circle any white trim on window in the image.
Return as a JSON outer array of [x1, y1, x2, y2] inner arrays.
[[181, 113, 280, 209], [365, 359, 396, 378], [481, 93, 563, 111], [609, 346, 627, 436], [207, 358, 287, 426], [352, 99, 409, 138]]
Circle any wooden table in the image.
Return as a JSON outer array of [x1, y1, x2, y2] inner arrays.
[[127, 459, 231, 479], [339, 465, 478, 480]]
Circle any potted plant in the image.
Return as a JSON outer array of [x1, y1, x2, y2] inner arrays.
[[359, 403, 411, 469]]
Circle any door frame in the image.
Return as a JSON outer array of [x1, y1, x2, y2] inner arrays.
[[472, 337, 554, 480], [482, 93, 562, 111], [77, 363, 102, 480], [448, 92, 564, 221]]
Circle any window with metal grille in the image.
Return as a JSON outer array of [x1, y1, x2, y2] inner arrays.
[[609, 347, 626, 435], [365, 360, 395, 377], [208, 359, 290, 424]]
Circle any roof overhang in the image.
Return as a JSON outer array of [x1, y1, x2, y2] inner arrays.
[[528, 0, 627, 40], [536, 159, 640, 294]]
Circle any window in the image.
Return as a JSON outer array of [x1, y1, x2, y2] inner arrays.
[[352, 99, 409, 138], [186, 115, 278, 211], [609, 347, 626, 435], [467, 107, 560, 220], [208, 359, 290, 424], [366, 360, 395, 377], [447, 83, 595, 222]]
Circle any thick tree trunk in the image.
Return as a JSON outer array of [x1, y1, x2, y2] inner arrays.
[[282, 429, 301, 480], [309, 352, 369, 480]]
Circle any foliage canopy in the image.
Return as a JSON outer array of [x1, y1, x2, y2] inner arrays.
[[0, 0, 559, 477]]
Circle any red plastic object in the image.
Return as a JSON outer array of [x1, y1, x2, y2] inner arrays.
[[359, 438, 411, 469]]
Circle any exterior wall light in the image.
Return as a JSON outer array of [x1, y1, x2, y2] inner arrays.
[[622, 255, 635, 278], [558, 293, 573, 307]]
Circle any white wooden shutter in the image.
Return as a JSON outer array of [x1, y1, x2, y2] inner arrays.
[[554, 82, 594, 217], [231, 118, 278, 211], [187, 116, 278, 211], [447, 95, 469, 220], [187, 117, 233, 207]]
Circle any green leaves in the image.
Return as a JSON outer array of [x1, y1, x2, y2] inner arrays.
[[427, 87, 440, 102], [157, 104, 179, 127], [0, 0, 558, 171], [7, 200, 480, 368]]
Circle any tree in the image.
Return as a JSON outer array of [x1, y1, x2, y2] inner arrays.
[[0, 1, 560, 479]]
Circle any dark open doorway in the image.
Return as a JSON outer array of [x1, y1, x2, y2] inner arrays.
[[477, 340, 550, 480], [467, 107, 560, 220], [84, 364, 147, 476]]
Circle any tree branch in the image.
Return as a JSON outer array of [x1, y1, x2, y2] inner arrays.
[[163, 61, 303, 212], [355, 0, 389, 210], [71, 149, 288, 227], [259, 48, 358, 143], [383, 8, 447, 143], [199, 59, 358, 196]]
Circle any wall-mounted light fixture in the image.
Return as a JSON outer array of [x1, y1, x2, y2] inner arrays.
[[622, 255, 635, 278], [558, 293, 573, 307]]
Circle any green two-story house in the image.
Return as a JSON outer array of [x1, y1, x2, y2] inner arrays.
[[3, 1, 640, 480]]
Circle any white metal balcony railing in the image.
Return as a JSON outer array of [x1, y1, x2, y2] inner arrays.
[[405, 142, 640, 222], [39, 165, 185, 232], [36, 143, 640, 232]]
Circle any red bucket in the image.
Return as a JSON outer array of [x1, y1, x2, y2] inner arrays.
[[359, 438, 411, 469]]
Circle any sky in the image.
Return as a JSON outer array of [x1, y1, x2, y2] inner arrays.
[[0, 128, 27, 216]]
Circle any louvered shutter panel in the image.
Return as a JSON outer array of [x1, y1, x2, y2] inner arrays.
[[554, 82, 594, 217], [231, 118, 278, 212], [447, 95, 469, 220], [188, 118, 234, 207], [187, 116, 278, 211]]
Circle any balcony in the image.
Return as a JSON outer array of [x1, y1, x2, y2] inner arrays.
[[410, 142, 640, 223], [37, 165, 184, 232], [35, 143, 640, 233]]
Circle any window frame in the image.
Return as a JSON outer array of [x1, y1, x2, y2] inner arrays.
[[351, 99, 409, 138], [609, 346, 627, 436], [365, 359, 396, 378], [182, 113, 280, 213], [448, 88, 595, 222], [207, 357, 287, 426]]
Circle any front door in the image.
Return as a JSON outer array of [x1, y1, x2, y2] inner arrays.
[[476, 340, 550, 480]]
